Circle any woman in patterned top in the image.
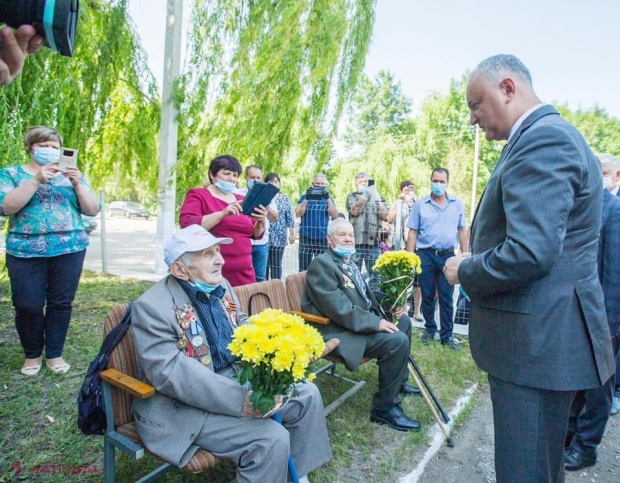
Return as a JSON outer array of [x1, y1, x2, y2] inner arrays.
[[0, 126, 100, 376], [264, 172, 295, 279]]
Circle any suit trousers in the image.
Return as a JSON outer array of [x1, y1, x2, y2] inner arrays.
[[193, 377, 331, 483], [488, 374, 573, 483], [566, 336, 620, 455], [364, 314, 412, 410], [417, 250, 455, 341]]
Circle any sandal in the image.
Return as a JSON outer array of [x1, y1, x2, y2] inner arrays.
[[46, 361, 70, 374], [21, 363, 42, 376]]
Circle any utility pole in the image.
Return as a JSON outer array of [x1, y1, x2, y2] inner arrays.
[[470, 125, 480, 223], [155, 0, 183, 275]]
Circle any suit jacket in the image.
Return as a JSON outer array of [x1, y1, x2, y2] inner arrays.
[[301, 249, 382, 371], [459, 105, 614, 391], [599, 189, 620, 337], [131, 276, 248, 467]]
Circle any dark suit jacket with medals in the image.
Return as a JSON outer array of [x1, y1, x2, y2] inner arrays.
[[459, 104, 615, 391], [302, 249, 383, 371]]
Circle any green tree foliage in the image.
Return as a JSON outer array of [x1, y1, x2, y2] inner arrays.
[[343, 70, 414, 150], [0, 0, 160, 205], [556, 104, 620, 156], [174, 0, 376, 198]]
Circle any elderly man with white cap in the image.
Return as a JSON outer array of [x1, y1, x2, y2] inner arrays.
[[130, 225, 331, 483]]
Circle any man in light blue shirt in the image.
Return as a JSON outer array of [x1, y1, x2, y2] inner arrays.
[[406, 167, 468, 349]]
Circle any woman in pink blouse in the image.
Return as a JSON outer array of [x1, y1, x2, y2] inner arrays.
[[179, 155, 267, 286]]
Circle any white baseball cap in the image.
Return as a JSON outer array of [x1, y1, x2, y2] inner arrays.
[[164, 225, 232, 266]]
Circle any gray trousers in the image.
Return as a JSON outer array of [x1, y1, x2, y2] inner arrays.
[[489, 374, 573, 483], [194, 381, 331, 483]]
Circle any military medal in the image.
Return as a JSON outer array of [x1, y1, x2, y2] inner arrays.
[[201, 355, 212, 365], [192, 336, 204, 347], [177, 337, 189, 350]]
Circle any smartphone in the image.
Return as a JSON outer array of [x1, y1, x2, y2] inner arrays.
[[58, 148, 78, 171], [368, 179, 375, 186]]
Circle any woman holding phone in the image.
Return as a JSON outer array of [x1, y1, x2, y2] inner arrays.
[[0, 126, 100, 376], [179, 154, 268, 286]]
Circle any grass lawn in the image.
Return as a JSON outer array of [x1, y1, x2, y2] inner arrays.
[[0, 262, 486, 482]]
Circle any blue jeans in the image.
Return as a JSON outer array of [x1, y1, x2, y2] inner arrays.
[[6, 250, 86, 359], [298, 235, 328, 272], [417, 249, 455, 341], [267, 245, 286, 280], [252, 243, 269, 282]]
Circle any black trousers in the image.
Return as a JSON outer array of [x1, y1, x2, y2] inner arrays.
[[488, 374, 573, 483]]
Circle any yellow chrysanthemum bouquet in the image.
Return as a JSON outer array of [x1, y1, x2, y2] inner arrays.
[[373, 250, 422, 319], [228, 308, 325, 415]]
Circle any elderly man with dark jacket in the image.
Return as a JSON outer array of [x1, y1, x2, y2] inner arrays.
[[564, 157, 620, 471], [131, 225, 331, 483], [302, 218, 421, 432]]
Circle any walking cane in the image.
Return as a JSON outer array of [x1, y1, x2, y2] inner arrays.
[[408, 355, 450, 424], [407, 360, 454, 447]]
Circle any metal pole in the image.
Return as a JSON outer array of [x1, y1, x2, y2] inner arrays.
[[99, 189, 107, 273], [470, 125, 480, 223], [155, 0, 183, 275]]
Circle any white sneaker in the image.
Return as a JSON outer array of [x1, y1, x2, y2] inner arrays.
[[611, 396, 620, 416]]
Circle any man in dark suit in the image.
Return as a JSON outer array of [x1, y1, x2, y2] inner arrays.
[[564, 157, 620, 470], [444, 54, 615, 482], [302, 218, 421, 432]]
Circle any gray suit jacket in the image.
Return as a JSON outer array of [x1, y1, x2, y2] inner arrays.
[[459, 105, 614, 391], [131, 276, 248, 467], [302, 249, 382, 371]]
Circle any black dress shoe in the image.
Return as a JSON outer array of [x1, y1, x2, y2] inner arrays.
[[564, 448, 597, 471], [420, 330, 435, 344], [399, 383, 421, 396], [440, 337, 461, 351], [370, 405, 421, 432]]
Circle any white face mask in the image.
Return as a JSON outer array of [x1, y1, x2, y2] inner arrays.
[[603, 176, 614, 189]]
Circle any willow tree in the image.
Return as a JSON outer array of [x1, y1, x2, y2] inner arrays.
[[0, 0, 160, 203], [174, 0, 376, 196]]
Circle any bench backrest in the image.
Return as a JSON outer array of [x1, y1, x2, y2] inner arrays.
[[233, 279, 290, 315]]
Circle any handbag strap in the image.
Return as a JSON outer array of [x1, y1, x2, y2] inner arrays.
[[247, 292, 272, 316]]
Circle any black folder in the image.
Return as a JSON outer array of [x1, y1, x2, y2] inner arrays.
[[241, 181, 280, 215]]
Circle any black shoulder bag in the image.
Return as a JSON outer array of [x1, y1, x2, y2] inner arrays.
[[77, 303, 133, 435]]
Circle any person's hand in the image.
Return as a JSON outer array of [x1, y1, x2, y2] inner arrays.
[[241, 392, 289, 418], [443, 256, 466, 285], [0, 25, 43, 87], [288, 233, 296, 244], [321, 189, 330, 200], [33, 163, 61, 184], [378, 318, 400, 333], [251, 204, 268, 222], [222, 201, 243, 217], [392, 305, 409, 320], [63, 166, 83, 188], [363, 185, 379, 201]]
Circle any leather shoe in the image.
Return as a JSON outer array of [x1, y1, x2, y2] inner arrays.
[[440, 337, 461, 351], [370, 405, 421, 432], [420, 331, 435, 344], [564, 448, 596, 471], [399, 383, 421, 396]]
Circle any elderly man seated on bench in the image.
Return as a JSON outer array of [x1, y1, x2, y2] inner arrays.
[[302, 218, 421, 432], [131, 225, 331, 483]]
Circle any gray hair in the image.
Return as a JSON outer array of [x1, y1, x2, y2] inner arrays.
[[355, 172, 370, 181], [471, 54, 533, 87], [313, 173, 327, 182], [328, 218, 352, 236], [598, 153, 620, 171]]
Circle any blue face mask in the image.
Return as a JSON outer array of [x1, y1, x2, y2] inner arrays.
[[431, 182, 446, 197], [190, 279, 219, 294], [358, 185, 366, 193], [333, 244, 356, 259], [247, 179, 258, 190], [33, 147, 60, 166], [215, 179, 237, 194]]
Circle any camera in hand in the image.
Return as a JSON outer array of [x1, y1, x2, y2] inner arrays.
[[0, 0, 79, 57], [306, 186, 329, 201]]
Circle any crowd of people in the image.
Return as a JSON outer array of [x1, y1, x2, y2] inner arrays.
[[4, 27, 620, 482]]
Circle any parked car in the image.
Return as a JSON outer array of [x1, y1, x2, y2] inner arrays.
[[81, 214, 97, 234], [107, 201, 150, 220]]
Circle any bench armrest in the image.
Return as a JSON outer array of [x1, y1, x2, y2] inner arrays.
[[100, 368, 155, 399], [291, 310, 330, 325]]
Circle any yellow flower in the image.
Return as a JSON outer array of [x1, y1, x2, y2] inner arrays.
[[373, 250, 422, 316]]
